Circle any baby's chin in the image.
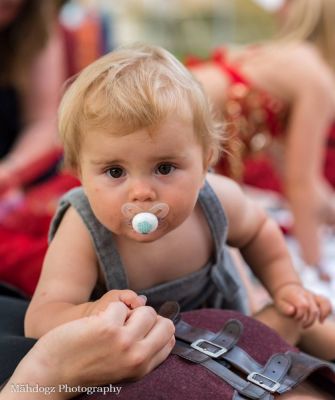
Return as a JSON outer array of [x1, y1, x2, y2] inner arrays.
[[118, 219, 171, 242], [124, 223, 172, 243]]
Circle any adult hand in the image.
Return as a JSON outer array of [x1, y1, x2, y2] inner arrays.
[[316, 179, 335, 225], [0, 162, 20, 196], [1, 302, 175, 399], [288, 178, 335, 268]]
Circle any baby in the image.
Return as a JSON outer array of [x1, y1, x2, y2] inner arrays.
[[25, 43, 334, 359]]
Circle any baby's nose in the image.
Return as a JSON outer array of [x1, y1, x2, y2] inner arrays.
[[129, 179, 156, 202]]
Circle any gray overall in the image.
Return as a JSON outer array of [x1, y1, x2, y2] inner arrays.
[[49, 181, 249, 313]]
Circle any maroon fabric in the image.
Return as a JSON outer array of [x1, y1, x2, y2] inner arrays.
[[74, 309, 304, 400]]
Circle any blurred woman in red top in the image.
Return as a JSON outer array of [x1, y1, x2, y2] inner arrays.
[[189, 0, 335, 271]]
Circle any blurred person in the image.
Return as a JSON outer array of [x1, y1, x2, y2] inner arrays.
[[0, 0, 81, 295], [188, 0, 335, 274], [0, 0, 66, 194]]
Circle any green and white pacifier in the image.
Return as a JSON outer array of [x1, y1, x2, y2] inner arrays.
[[121, 203, 169, 235], [132, 212, 158, 234]]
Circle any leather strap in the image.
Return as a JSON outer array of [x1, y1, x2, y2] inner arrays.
[[174, 313, 290, 394], [173, 342, 273, 400], [277, 352, 335, 393], [246, 353, 291, 393], [232, 391, 272, 400], [176, 318, 243, 353], [159, 302, 335, 397]]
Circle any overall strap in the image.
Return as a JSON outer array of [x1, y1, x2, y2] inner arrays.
[[278, 352, 335, 393], [199, 181, 249, 314], [198, 180, 228, 251], [49, 187, 128, 290]]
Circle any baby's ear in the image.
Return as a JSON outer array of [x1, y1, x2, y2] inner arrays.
[[71, 164, 82, 179], [203, 148, 214, 171]]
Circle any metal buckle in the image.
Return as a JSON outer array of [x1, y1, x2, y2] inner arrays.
[[247, 372, 281, 393], [190, 339, 228, 358]]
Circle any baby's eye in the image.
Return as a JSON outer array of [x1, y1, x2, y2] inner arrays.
[[155, 163, 176, 175], [106, 167, 125, 179]]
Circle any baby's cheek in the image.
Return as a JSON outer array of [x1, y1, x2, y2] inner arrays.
[[168, 204, 193, 227], [93, 207, 124, 234]]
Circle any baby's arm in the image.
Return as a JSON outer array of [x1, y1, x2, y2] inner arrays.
[[208, 174, 331, 326], [24, 207, 143, 338]]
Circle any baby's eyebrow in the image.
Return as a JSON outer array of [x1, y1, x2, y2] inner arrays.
[[89, 153, 189, 166], [148, 153, 189, 162], [89, 158, 124, 166]]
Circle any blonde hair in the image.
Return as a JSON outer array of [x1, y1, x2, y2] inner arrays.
[[277, 0, 335, 71], [58, 43, 223, 171]]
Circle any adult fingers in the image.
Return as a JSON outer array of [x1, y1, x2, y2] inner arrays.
[[124, 305, 158, 339], [141, 315, 175, 355], [132, 294, 147, 308], [130, 316, 176, 379], [120, 292, 147, 309], [95, 301, 129, 327], [140, 333, 176, 379]]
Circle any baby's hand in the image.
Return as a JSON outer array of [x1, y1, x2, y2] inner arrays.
[[273, 283, 331, 328], [86, 290, 147, 317]]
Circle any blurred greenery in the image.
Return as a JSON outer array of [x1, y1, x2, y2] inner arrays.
[[125, 0, 276, 58], [71, 0, 277, 58], [233, 0, 275, 44]]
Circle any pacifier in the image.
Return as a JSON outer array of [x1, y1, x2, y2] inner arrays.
[[121, 203, 169, 235]]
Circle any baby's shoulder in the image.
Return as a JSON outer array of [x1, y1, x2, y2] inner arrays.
[[206, 172, 246, 210]]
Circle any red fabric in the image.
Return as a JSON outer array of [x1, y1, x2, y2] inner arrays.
[[324, 124, 335, 188], [212, 49, 250, 85], [188, 49, 335, 193], [188, 49, 285, 139], [0, 172, 80, 296], [216, 155, 283, 194]]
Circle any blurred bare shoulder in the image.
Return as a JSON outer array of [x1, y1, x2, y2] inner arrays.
[[279, 42, 333, 81], [263, 42, 335, 101], [239, 41, 335, 105]]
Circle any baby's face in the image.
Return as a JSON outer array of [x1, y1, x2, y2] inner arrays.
[[78, 116, 208, 242]]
